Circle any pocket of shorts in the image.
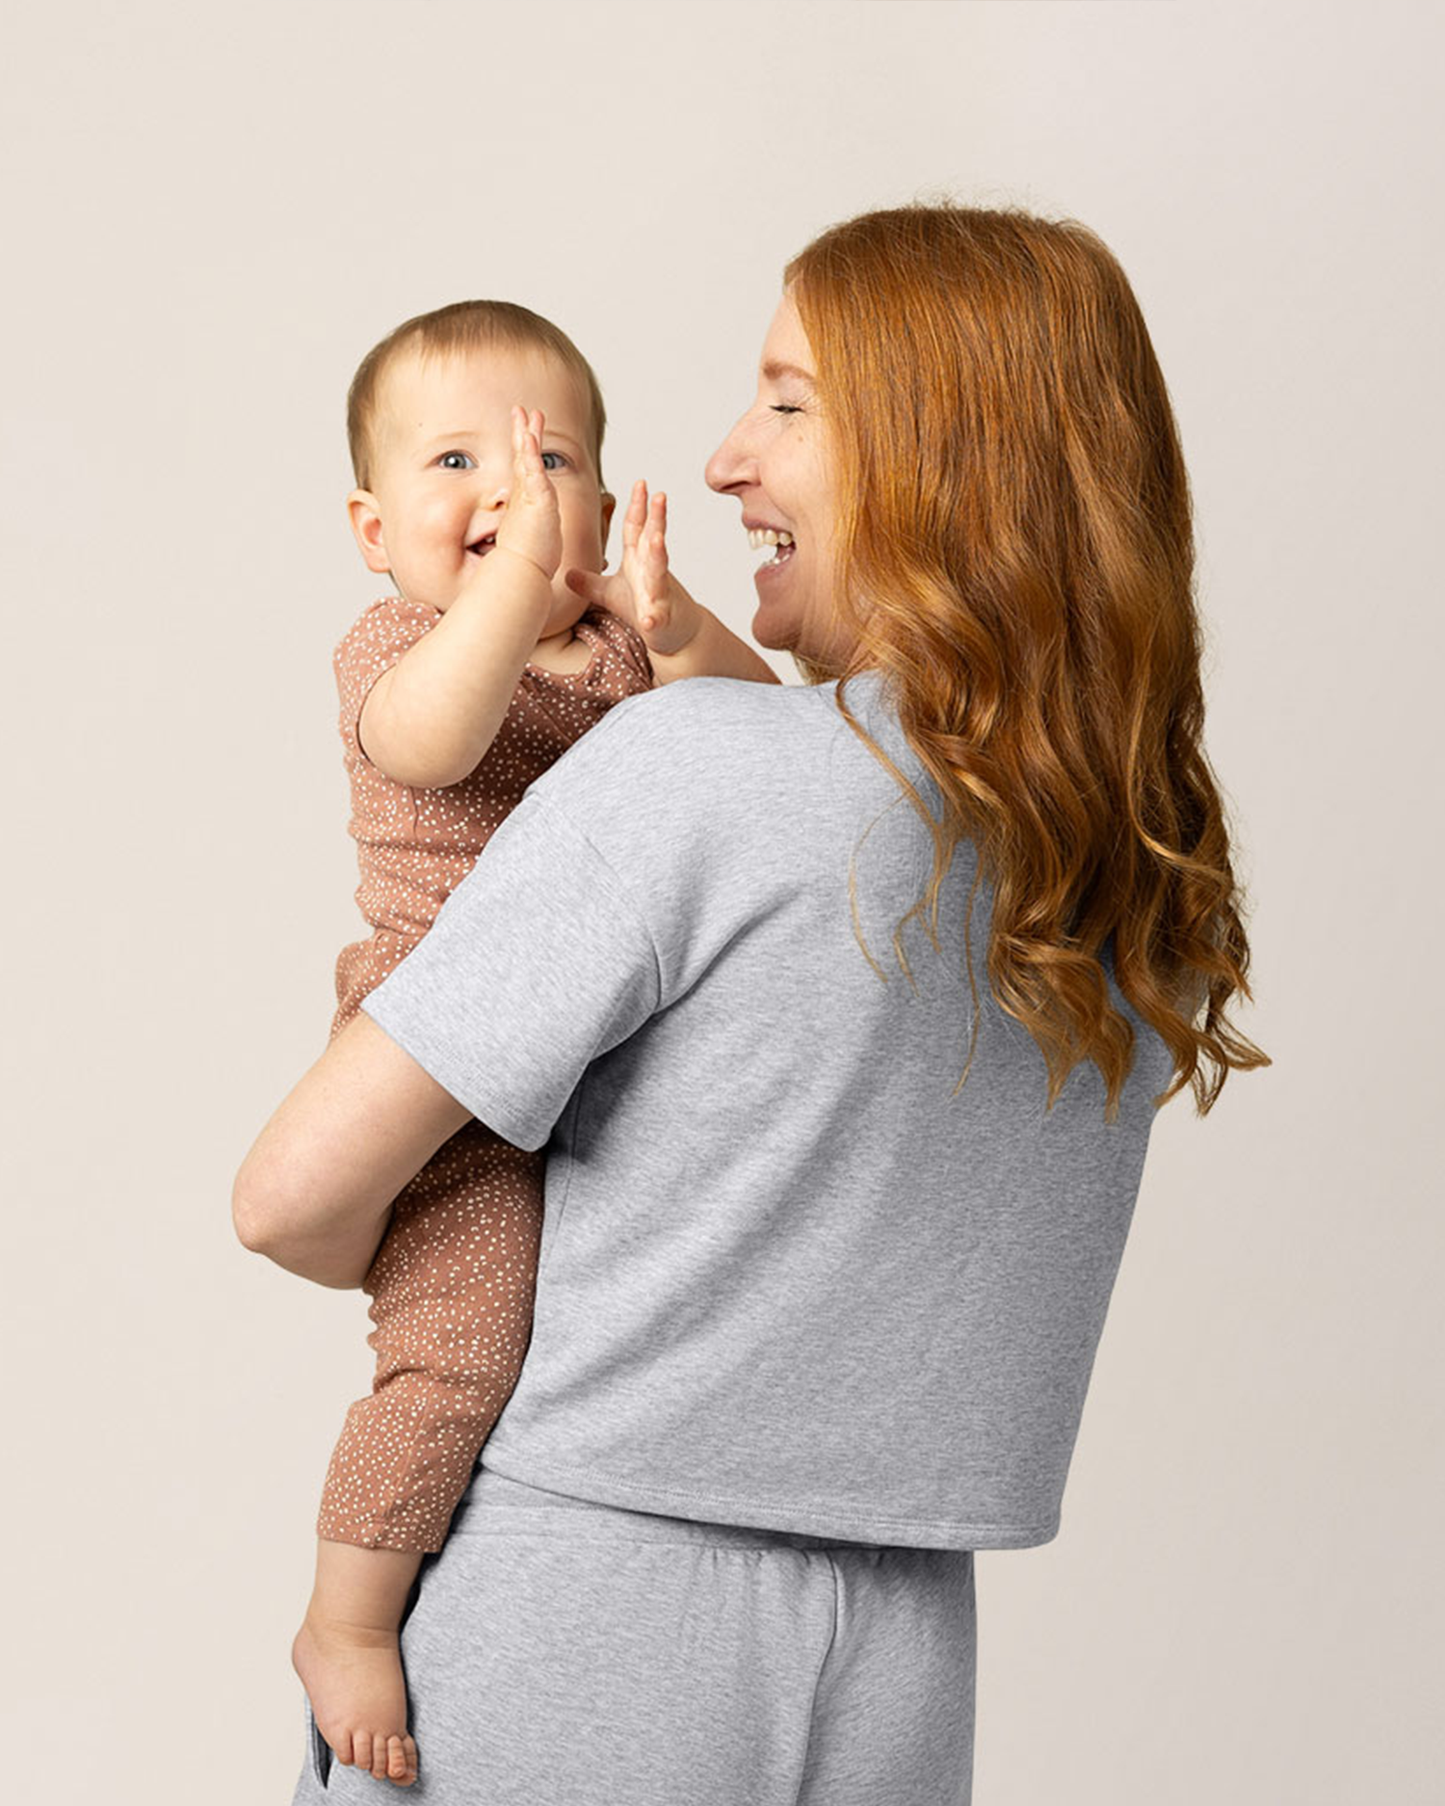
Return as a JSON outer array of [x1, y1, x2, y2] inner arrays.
[[305, 1694, 333, 1790]]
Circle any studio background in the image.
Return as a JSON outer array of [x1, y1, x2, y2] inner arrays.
[[2, 3, 1438, 1801]]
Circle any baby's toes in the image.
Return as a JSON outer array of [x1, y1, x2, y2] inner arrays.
[[386, 1733, 417, 1785], [350, 1728, 373, 1773], [369, 1731, 395, 1780]]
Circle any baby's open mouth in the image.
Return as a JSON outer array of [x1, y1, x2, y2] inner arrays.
[[467, 533, 497, 558]]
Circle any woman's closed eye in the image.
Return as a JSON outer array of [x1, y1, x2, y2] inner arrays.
[[770, 404, 803, 416]]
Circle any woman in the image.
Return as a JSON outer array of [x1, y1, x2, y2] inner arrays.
[[237, 203, 1267, 1804]]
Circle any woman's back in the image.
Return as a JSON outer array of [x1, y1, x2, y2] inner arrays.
[[364, 671, 1175, 1550]]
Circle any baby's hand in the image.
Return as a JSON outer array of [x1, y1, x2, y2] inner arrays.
[[566, 480, 700, 660], [493, 405, 563, 584]]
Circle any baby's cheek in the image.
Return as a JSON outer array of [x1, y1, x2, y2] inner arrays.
[[564, 504, 606, 570], [419, 494, 467, 535]]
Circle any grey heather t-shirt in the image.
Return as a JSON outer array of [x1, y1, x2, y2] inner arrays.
[[364, 669, 1173, 1550]]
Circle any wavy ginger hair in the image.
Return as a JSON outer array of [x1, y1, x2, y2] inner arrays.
[[785, 204, 1269, 1119]]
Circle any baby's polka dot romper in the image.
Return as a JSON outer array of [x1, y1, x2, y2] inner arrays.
[[315, 595, 654, 1552]]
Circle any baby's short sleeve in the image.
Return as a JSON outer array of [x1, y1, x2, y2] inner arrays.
[[593, 605, 657, 695], [362, 790, 661, 1151], [333, 597, 440, 767]]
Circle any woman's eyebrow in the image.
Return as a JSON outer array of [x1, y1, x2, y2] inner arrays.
[[761, 360, 816, 384]]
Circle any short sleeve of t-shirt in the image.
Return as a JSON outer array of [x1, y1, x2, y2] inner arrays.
[[361, 788, 661, 1150], [333, 596, 440, 768]]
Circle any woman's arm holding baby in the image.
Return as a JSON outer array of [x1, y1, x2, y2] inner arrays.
[[233, 1014, 470, 1289], [567, 482, 781, 687]]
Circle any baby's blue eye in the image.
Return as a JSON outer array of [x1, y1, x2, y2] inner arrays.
[[541, 450, 567, 471], [438, 452, 475, 470]]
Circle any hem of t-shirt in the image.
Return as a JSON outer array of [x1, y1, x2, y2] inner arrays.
[[475, 1449, 1061, 1551], [358, 995, 541, 1152]]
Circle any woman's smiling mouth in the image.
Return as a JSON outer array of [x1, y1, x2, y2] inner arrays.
[[747, 525, 796, 569]]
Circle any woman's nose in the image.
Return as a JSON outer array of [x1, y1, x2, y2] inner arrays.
[[704, 415, 754, 494]]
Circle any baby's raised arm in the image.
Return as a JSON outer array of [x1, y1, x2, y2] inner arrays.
[[566, 482, 781, 688], [357, 407, 565, 789]]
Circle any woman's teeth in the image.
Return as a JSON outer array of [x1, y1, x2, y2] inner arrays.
[[747, 527, 795, 566]]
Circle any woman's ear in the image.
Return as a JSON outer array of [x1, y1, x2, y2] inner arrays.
[[346, 489, 392, 575], [598, 491, 617, 567]]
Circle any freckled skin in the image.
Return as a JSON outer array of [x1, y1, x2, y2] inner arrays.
[[705, 292, 855, 675]]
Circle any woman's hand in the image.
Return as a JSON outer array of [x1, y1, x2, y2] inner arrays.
[[566, 479, 702, 660], [493, 405, 563, 583]]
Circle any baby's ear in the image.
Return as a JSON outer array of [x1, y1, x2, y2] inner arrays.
[[598, 491, 617, 565], [346, 489, 391, 575]]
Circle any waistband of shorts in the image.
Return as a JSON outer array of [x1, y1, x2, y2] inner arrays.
[[448, 1464, 875, 1553]]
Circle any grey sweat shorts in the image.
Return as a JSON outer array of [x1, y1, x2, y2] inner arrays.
[[292, 1466, 977, 1805]]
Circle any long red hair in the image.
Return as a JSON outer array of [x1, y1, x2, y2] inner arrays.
[[785, 204, 1269, 1118]]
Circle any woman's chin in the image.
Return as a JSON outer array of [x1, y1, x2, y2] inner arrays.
[[749, 584, 801, 655], [752, 601, 856, 678], [749, 608, 796, 656]]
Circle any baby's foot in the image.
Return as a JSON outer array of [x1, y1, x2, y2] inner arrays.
[[292, 1613, 418, 1787]]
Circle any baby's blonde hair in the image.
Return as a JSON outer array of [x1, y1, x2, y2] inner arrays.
[[347, 299, 607, 491]]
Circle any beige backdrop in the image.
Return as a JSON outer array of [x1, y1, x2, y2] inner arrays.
[[3, 2, 1438, 1800]]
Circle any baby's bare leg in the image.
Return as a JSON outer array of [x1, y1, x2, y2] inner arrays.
[[293, 1539, 423, 1787], [299, 1128, 543, 1787]]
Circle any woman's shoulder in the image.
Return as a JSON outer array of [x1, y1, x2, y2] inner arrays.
[[545, 674, 842, 784], [608, 670, 853, 734], [523, 671, 909, 856]]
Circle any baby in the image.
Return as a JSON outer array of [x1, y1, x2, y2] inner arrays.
[[291, 300, 778, 1787]]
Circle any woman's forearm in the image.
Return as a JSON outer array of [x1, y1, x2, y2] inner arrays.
[[241, 1197, 394, 1291], [647, 601, 782, 686], [232, 1014, 472, 1288]]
